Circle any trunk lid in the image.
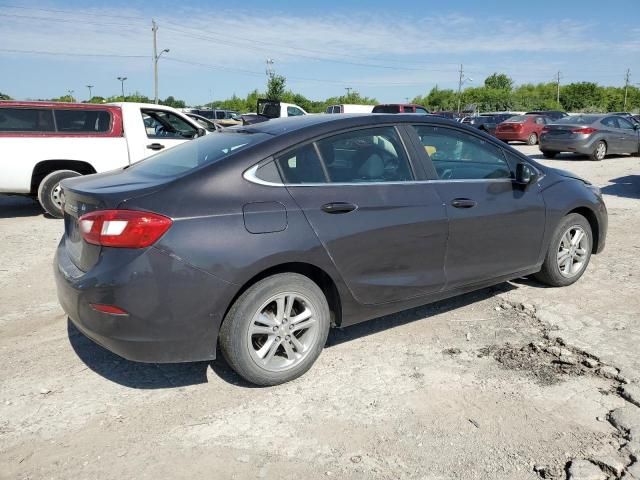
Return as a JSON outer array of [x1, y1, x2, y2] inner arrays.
[[61, 168, 170, 271]]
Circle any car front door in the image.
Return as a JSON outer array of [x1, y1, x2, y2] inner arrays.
[[131, 108, 199, 163], [409, 124, 546, 289], [277, 125, 448, 305]]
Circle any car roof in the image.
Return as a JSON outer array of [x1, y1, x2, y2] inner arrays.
[[0, 100, 119, 110]]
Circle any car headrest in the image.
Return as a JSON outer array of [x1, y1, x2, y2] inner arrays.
[[358, 153, 385, 179]]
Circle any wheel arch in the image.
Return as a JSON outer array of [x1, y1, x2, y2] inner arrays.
[[31, 160, 96, 194], [223, 262, 343, 329], [567, 206, 601, 253]]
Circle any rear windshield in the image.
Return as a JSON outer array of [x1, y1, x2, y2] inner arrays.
[[555, 115, 601, 125], [129, 131, 270, 178], [372, 105, 400, 113], [504, 115, 526, 122]]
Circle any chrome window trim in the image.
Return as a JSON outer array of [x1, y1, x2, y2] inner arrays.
[[243, 164, 516, 187]]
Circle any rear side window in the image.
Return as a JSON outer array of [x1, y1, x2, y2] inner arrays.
[[276, 144, 327, 184], [131, 131, 270, 178], [0, 108, 55, 132], [316, 126, 413, 183], [54, 109, 111, 133], [412, 125, 511, 180]]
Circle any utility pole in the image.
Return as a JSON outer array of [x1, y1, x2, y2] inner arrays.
[[456, 64, 472, 113], [555, 71, 562, 105], [67, 90, 74, 102], [152, 20, 169, 104], [86, 85, 94, 101], [345, 87, 352, 97], [117, 76, 127, 99], [623, 68, 631, 110]]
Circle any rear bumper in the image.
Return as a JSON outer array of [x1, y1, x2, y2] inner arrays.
[[54, 238, 236, 363], [538, 135, 595, 154], [495, 131, 527, 142]]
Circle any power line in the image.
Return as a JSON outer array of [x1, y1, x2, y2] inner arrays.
[[0, 12, 143, 28], [0, 48, 148, 58], [0, 3, 144, 20]]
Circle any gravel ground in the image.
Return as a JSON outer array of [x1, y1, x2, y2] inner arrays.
[[0, 145, 639, 480]]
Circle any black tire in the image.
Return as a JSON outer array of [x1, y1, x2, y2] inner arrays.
[[590, 140, 607, 161], [527, 132, 538, 145], [37, 170, 81, 218], [533, 213, 593, 287], [219, 273, 330, 386], [541, 150, 557, 159]]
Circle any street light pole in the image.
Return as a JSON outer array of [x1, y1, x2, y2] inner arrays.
[[67, 90, 74, 102], [152, 20, 169, 104], [117, 76, 127, 99], [86, 85, 94, 101]]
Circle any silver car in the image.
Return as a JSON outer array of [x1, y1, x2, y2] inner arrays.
[[539, 114, 639, 161]]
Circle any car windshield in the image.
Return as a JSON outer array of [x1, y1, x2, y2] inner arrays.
[[129, 131, 270, 178], [555, 115, 601, 125]]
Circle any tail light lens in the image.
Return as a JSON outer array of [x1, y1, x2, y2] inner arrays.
[[571, 127, 598, 134], [79, 210, 172, 248]]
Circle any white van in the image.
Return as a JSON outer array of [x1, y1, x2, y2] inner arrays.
[[325, 104, 374, 114]]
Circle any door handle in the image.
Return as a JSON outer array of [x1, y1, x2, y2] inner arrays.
[[451, 198, 477, 209], [146, 143, 165, 151], [321, 202, 358, 214]]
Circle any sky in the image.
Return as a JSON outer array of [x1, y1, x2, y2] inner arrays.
[[0, 0, 639, 105]]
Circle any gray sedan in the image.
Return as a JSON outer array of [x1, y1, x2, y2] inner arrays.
[[539, 114, 640, 160]]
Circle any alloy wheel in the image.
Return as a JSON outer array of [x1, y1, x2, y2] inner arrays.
[[556, 225, 589, 278], [246, 292, 319, 372], [595, 142, 606, 160]]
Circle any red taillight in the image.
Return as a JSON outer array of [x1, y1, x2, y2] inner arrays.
[[79, 210, 172, 248], [90, 303, 129, 315], [571, 127, 598, 134]]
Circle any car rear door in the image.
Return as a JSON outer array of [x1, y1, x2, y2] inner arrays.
[[277, 125, 448, 305], [408, 123, 546, 289], [614, 116, 640, 153]]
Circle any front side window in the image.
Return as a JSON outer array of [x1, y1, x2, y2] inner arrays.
[[0, 108, 55, 132], [412, 125, 511, 180], [287, 106, 305, 117], [54, 109, 112, 133], [142, 110, 197, 139], [601, 117, 618, 128]]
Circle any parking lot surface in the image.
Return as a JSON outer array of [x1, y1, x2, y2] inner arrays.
[[1, 146, 639, 479]]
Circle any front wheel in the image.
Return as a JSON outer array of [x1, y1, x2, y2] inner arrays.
[[527, 133, 538, 145], [590, 140, 607, 161], [533, 213, 592, 287], [219, 273, 330, 386], [37, 170, 81, 218]]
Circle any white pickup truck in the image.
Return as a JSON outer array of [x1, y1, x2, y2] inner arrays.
[[0, 101, 207, 217], [241, 99, 308, 125]]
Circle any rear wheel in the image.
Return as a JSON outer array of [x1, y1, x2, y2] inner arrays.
[[533, 213, 592, 287], [527, 133, 538, 145], [541, 150, 557, 159], [219, 273, 330, 386], [590, 140, 607, 161], [37, 170, 81, 218]]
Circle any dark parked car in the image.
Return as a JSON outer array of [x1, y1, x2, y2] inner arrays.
[[461, 113, 516, 135], [55, 115, 607, 386], [526, 110, 568, 121], [539, 114, 640, 160], [372, 104, 429, 114], [495, 114, 550, 145]]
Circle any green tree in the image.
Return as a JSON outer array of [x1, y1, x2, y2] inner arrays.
[[266, 75, 286, 101], [560, 82, 603, 112], [484, 73, 513, 91], [0, 92, 11, 100], [161, 96, 186, 108]]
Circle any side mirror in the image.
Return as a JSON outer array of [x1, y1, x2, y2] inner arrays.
[[195, 127, 207, 138], [516, 162, 538, 186]]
